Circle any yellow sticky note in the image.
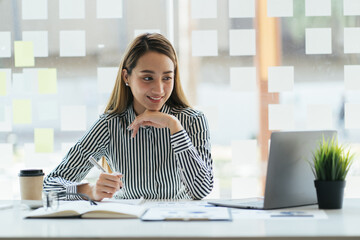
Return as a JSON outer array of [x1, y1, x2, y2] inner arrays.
[[34, 128, 54, 153], [14, 41, 35, 67], [38, 69, 57, 94], [0, 72, 6, 96], [12, 99, 32, 124]]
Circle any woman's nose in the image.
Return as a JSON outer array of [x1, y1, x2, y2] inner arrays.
[[152, 79, 163, 93]]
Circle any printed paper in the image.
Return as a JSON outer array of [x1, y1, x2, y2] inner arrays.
[[97, 67, 118, 93], [344, 28, 360, 54], [191, 0, 217, 19], [344, 65, 360, 90], [22, 0, 48, 19], [229, 29, 256, 56], [59, 0, 85, 19], [229, 0, 255, 18], [60, 31, 86, 57], [305, 0, 331, 16], [305, 28, 332, 54], [0, 32, 11, 57], [96, 0, 122, 18], [22, 31, 48, 57], [267, 0, 293, 17], [307, 104, 333, 130]]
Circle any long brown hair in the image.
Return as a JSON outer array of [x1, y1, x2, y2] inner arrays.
[[104, 33, 190, 114]]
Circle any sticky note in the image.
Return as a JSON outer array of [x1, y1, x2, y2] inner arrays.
[[37, 101, 58, 121], [305, 28, 332, 54], [0, 32, 11, 58], [192, 30, 218, 56], [191, 0, 217, 19], [229, 0, 255, 18], [0, 106, 12, 132], [0, 72, 6, 96], [134, 29, 161, 38], [267, 0, 293, 17], [22, 31, 48, 57], [344, 28, 360, 54], [232, 140, 257, 164], [38, 68, 57, 94], [97, 67, 118, 93], [0, 69, 11, 96], [229, 29, 256, 56], [14, 41, 35, 67], [60, 31, 86, 57], [232, 177, 260, 198], [268, 66, 294, 92], [344, 0, 360, 16], [12, 99, 32, 124], [305, 0, 331, 16], [59, 0, 85, 19], [344, 65, 360, 90], [34, 128, 54, 153], [22, 0, 48, 19], [230, 67, 256, 91], [61, 105, 87, 131], [96, 0, 122, 18], [268, 104, 294, 130], [345, 103, 360, 129], [307, 104, 333, 130]]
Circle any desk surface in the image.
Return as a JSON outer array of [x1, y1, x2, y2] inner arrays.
[[1, 198, 360, 240]]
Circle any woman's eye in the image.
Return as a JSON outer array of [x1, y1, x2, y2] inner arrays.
[[163, 77, 172, 80], [143, 77, 153, 81]]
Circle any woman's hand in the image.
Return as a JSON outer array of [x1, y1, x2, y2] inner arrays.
[[78, 172, 123, 201], [128, 110, 183, 138]]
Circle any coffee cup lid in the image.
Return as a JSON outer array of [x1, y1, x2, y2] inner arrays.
[[19, 169, 44, 177]]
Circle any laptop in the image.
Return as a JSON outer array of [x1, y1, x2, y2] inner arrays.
[[208, 130, 337, 210]]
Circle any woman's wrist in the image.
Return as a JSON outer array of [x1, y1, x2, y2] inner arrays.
[[168, 115, 183, 135]]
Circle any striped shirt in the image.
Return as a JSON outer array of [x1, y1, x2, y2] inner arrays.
[[43, 104, 213, 200]]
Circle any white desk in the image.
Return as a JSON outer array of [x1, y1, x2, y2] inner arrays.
[[1, 199, 360, 240]]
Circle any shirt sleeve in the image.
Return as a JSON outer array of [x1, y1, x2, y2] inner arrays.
[[43, 115, 110, 200], [170, 113, 214, 200]]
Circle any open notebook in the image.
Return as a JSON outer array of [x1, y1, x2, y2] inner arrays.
[[25, 201, 147, 219]]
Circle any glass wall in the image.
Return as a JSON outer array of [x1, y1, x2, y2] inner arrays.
[[1, 0, 360, 200]]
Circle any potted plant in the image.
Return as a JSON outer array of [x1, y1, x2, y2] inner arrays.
[[310, 136, 354, 209]]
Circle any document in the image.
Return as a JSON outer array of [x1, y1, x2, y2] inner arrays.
[[231, 209, 328, 220], [25, 201, 147, 219], [141, 206, 231, 221]]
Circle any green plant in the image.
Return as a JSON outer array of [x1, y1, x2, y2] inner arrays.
[[310, 136, 354, 181]]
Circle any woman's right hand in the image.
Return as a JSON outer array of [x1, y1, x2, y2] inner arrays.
[[92, 172, 123, 201]]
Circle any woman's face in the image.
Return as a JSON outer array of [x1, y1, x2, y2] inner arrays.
[[123, 51, 175, 115]]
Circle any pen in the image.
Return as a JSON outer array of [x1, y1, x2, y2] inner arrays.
[[88, 156, 106, 173]]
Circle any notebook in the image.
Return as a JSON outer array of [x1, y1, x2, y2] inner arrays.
[[208, 130, 337, 210], [25, 201, 147, 219]]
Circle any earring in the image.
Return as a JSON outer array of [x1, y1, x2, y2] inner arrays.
[[125, 82, 129, 86]]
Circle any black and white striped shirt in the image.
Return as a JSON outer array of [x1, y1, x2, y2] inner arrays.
[[44, 104, 213, 200]]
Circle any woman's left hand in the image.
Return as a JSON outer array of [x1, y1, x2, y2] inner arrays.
[[128, 110, 183, 138]]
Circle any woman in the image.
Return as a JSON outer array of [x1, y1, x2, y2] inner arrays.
[[44, 33, 213, 201]]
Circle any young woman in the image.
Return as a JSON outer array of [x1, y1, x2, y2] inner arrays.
[[43, 33, 213, 201]]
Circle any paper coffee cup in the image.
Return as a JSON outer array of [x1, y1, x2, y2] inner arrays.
[[19, 169, 45, 200]]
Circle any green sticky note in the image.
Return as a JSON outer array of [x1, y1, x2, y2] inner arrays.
[[14, 41, 35, 67], [34, 128, 54, 153], [12, 99, 32, 124], [0, 72, 6, 96], [38, 69, 57, 94]]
